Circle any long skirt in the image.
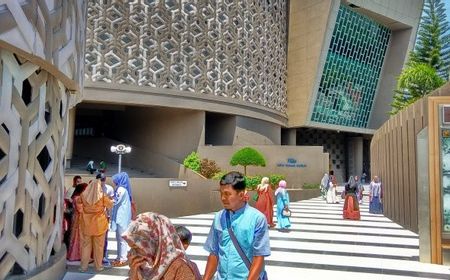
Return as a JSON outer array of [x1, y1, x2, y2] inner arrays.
[[255, 189, 275, 227], [369, 196, 383, 214], [276, 203, 291, 229], [67, 212, 82, 261], [326, 188, 337, 204], [343, 194, 360, 220]]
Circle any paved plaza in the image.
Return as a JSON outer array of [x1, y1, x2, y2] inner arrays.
[[64, 195, 450, 280]]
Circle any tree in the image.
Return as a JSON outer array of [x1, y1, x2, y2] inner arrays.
[[229, 147, 266, 176], [410, 0, 450, 79], [390, 62, 445, 115]]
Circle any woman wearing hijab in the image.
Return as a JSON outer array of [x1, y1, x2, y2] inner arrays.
[[111, 172, 133, 267], [123, 212, 201, 280], [67, 183, 88, 261], [369, 176, 383, 214], [326, 175, 338, 204], [342, 176, 361, 220], [255, 177, 275, 227], [275, 180, 291, 232], [64, 176, 82, 251], [78, 180, 113, 272], [320, 173, 329, 200]]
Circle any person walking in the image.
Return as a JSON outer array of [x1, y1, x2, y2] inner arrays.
[[78, 180, 113, 272], [96, 173, 114, 266], [320, 173, 329, 200], [275, 180, 291, 232], [255, 177, 275, 228], [342, 176, 361, 220], [369, 176, 383, 214], [123, 213, 201, 280], [203, 171, 270, 280], [110, 172, 133, 267]]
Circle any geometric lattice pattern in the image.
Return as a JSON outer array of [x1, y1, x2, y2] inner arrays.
[[311, 5, 391, 128], [297, 128, 346, 183], [0, 0, 87, 99], [0, 49, 69, 278], [85, 0, 287, 112]]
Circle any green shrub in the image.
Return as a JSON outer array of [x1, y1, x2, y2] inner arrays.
[[230, 147, 266, 175], [303, 183, 320, 189], [269, 174, 285, 187], [245, 175, 263, 190], [200, 158, 221, 179], [183, 151, 201, 173]]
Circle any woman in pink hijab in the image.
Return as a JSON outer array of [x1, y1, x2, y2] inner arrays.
[[275, 180, 291, 231]]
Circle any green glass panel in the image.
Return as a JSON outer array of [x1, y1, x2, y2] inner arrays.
[[311, 5, 391, 128]]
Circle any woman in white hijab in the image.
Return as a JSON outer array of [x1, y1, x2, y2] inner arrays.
[[320, 173, 329, 200], [326, 175, 338, 204]]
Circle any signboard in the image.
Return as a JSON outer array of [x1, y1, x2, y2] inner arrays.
[[441, 106, 450, 232], [169, 180, 188, 188], [276, 157, 307, 168], [443, 105, 450, 124]]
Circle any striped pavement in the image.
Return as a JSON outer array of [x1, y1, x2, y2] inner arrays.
[[64, 195, 450, 280]]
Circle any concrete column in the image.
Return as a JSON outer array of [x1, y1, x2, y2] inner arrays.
[[287, 128, 297, 145], [65, 108, 76, 168], [281, 128, 297, 145], [347, 137, 363, 177]]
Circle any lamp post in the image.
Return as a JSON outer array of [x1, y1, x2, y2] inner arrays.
[[110, 144, 132, 173]]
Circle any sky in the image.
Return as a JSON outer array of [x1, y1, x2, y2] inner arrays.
[[446, 0, 450, 23]]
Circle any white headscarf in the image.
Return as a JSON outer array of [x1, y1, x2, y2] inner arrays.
[[257, 177, 270, 192], [321, 174, 329, 188]]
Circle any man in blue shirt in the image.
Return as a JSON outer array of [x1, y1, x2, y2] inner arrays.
[[203, 171, 271, 280]]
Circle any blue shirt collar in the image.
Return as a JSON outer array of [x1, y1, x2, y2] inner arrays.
[[230, 202, 247, 215]]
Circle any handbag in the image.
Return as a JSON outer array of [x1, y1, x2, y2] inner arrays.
[[252, 193, 259, 202], [225, 211, 268, 280], [281, 206, 291, 217]]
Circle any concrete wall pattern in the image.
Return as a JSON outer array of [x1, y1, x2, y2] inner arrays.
[[0, 1, 87, 278], [85, 0, 287, 113], [0, 0, 87, 95], [0, 49, 70, 278]]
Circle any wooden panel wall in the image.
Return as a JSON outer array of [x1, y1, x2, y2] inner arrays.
[[371, 83, 450, 233]]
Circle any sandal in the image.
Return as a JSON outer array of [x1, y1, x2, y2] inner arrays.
[[112, 260, 128, 267]]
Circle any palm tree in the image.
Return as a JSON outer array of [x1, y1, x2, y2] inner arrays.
[[410, 0, 450, 79]]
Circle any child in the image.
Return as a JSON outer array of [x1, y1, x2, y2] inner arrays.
[[175, 225, 201, 279]]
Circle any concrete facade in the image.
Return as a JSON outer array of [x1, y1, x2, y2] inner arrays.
[[75, 0, 423, 183], [0, 1, 86, 278], [287, 0, 335, 128]]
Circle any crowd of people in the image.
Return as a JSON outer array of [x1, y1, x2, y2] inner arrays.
[[320, 171, 384, 220], [63, 168, 382, 279], [63, 170, 287, 279]]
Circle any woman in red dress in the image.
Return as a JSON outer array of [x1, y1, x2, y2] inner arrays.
[[255, 177, 275, 227], [343, 176, 361, 220]]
